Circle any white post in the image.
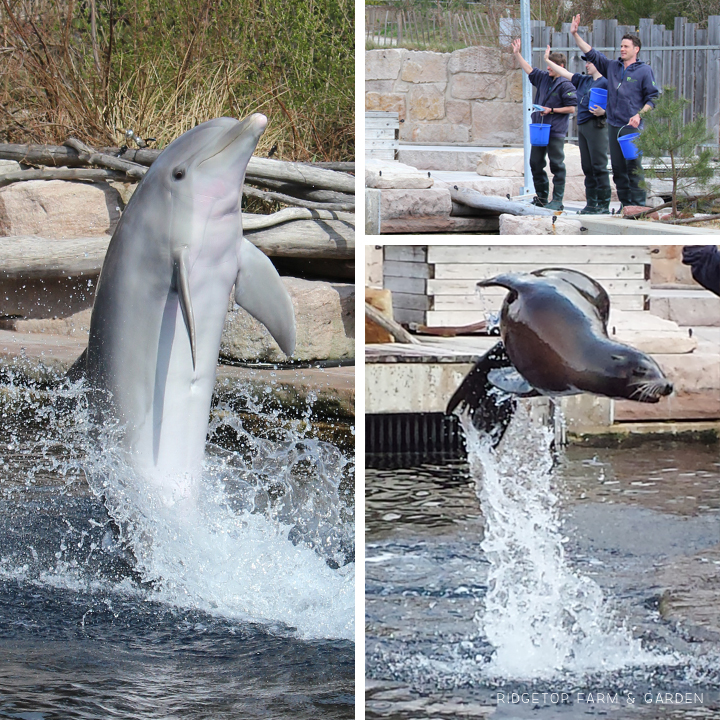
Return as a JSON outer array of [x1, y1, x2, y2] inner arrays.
[[520, 0, 534, 197]]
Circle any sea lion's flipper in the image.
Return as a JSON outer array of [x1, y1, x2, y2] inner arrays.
[[235, 239, 296, 357], [173, 248, 197, 370], [446, 341, 517, 444], [67, 348, 87, 381], [488, 368, 539, 397]]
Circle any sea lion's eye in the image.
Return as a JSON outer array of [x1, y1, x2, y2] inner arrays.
[[173, 168, 186, 181]]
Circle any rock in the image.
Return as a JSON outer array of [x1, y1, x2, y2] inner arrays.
[[476, 148, 525, 177], [400, 51, 449, 83], [380, 188, 452, 220], [0, 180, 122, 238], [365, 287, 394, 343], [434, 176, 522, 198], [365, 159, 433, 189], [404, 123, 469, 143], [366, 49, 404, 80], [471, 101, 522, 145], [12, 308, 93, 338], [0, 160, 21, 176], [108, 181, 136, 206], [365, 92, 406, 122], [221, 277, 354, 362], [623, 205, 659, 220], [499, 213, 584, 235], [366, 188, 381, 235], [365, 246, 383, 287], [448, 46, 504, 75], [445, 100, 471, 125], [450, 73, 506, 100], [407, 85, 445, 121]]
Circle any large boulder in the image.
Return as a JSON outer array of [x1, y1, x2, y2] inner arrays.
[[0, 180, 122, 238], [380, 188, 452, 220], [221, 277, 354, 362], [499, 213, 584, 235]]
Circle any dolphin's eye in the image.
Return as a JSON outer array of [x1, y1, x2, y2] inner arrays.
[[172, 167, 186, 181]]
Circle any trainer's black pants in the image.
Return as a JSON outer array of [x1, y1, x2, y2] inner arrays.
[[608, 124, 645, 206], [530, 136, 566, 200], [578, 120, 610, 197]]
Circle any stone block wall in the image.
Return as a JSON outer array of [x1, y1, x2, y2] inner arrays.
[[366, 47, 523, 146]]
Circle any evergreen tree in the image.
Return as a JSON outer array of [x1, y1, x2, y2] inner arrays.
[[635, 87, 719, 217]]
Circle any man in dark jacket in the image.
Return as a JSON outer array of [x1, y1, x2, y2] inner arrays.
[[682, 245, 720, 297], [570, 14, 660, 208], [513, 37, 577, 210]]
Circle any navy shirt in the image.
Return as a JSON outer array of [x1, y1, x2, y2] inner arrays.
[[583, 48, 660, 127], [528, 68, 578, 138], [571, 73, 608, 125]]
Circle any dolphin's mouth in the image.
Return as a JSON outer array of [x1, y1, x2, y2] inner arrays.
[[197, 114, 267, 168], [629, 378, 674, 403]]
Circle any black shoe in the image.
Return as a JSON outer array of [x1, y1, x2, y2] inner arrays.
[[531, 196, 548, 207], [577, 205, 598, 214]]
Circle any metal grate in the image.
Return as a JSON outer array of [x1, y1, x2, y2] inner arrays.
[[365, 412, 465, 462]]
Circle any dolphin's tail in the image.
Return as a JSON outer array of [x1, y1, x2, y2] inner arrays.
[[446, 341, 518, 445]]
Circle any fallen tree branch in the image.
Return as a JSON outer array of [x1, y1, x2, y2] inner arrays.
[[245, 218, 354, 259], [242, 208, 354, 230], [64, 137, 147, 179], [668, 213, 720, 225], [242, 184, 354, 211], [450, 186, 555, 217], [632, 191, 720, 219], [0, 143, 355, 194], [245, 176, 354, 205], [365, 303, 418, 344], [0, 167, 128, 187]]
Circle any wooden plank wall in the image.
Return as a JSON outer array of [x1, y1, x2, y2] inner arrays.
[[366, 112, 399, 161], [531, 17, 720, 145], [384, 245, 652, 327]]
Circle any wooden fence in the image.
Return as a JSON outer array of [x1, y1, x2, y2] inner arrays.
[[366, 5, 497, 50], [531, 17, 720, 145]]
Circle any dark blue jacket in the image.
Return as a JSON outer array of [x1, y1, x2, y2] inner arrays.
[[571, 73, 608, 125], [584, 48, 659, 127], [682, 245, 720, 297], [528, 69, 577, 138]]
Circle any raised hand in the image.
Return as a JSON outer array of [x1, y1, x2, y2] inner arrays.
[[512, 38, 522, 55], [570, 14, 580, 35], [544, 44, 551, 61]]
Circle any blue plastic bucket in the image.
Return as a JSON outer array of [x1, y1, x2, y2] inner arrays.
[[588, 87, 607, 109], [618, 125, 640, 160], [529, 123, 551, 146]]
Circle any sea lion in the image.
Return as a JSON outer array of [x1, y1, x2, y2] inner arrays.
[[447, 268, 672, 437], [71, 115, 296, 505]]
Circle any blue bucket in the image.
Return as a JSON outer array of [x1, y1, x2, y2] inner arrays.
[[588, 87, 607, 110], [529, 122, 551, 147], [618, 125, 640, 160]]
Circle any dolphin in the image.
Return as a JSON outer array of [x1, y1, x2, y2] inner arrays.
[[74, 114, 295, 504]]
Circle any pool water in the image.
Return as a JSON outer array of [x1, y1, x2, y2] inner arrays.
[[0, 371, 355, 719], [366, 418, 720, 719]]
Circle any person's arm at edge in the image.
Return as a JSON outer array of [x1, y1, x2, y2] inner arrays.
[[512, 37, 534, 75], [544, 45, 574, 81]]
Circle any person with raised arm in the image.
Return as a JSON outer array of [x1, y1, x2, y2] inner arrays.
[[512, 37, 577, 211], [544, 45, 610, 214], [569, 14, 659, 208]]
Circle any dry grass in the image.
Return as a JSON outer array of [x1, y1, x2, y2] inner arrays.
[[0, 0, 354, 161]]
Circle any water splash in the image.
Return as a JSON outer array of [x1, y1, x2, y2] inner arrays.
[[0, 369, 354, 641], [462, 401, 668, 679]]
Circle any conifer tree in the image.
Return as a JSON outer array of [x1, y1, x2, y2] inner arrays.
[[635, 86, 718, 217]]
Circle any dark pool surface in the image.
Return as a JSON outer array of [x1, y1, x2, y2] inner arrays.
[[0, 384, 354, 719], [366, 440, 720, 719]]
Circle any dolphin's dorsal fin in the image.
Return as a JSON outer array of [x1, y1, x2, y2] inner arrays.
[[488, 368, 539, 397], [172, 248, 197, 370], [235, 239, 296, 356]]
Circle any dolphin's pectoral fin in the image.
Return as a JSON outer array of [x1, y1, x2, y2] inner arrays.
[[172, 248, 197, 370], [488, 368, 539, 397], [235, 239, 296, 356], [67, 348, 87, 381]]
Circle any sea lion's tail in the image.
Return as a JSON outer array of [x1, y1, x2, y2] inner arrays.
[[446, 341, 517, 444]]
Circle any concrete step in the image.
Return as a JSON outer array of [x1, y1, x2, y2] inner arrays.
[[649, 287, 720, 327]]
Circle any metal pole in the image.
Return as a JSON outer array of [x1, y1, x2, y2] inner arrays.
[[520, 0, 534, 196]]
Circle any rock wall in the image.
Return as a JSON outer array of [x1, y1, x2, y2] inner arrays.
[[365, 47, 523, 146]]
